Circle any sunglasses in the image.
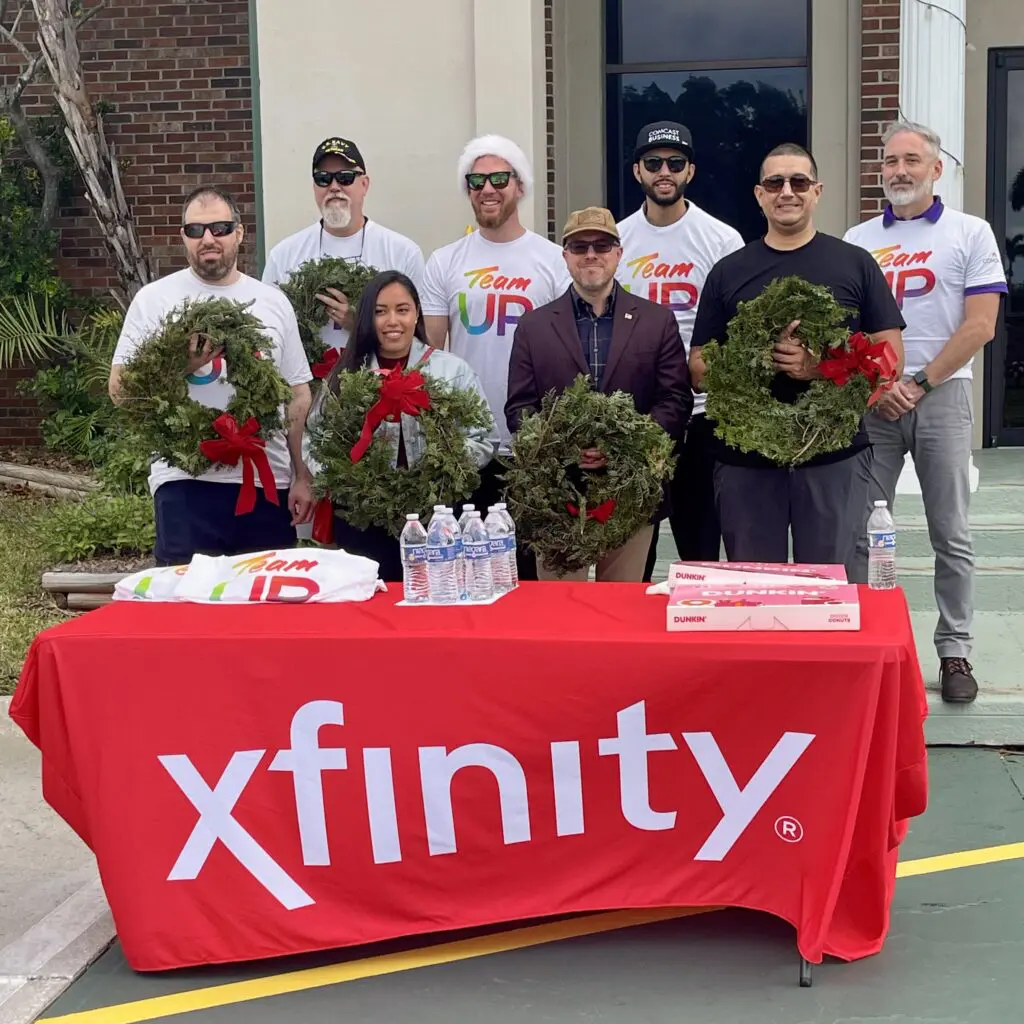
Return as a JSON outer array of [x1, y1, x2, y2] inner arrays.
[[183, 221, 237, 239], [565, 238, 618, 255], [465, 171, 515, 191], [642, 155, 688, 174], [759, 174, 817, 194], [313, 169, 361, 188]]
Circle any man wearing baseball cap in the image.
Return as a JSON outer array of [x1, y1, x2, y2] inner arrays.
[[263, 136, 424, 357], [617, 121, 745, 579], [506, 206, 692, 581]]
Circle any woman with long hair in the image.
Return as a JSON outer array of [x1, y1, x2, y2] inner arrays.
[[312, 270, 494, 579]]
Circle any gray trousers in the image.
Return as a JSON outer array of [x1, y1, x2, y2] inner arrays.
[[852, 378, 974, 659], [714, 447, 873, 580]]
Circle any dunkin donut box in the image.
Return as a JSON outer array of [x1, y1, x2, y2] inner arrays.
[[668, 561, 848, 587], [667, 583, 861, 632]]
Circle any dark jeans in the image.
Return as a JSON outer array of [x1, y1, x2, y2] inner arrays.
[[643, 414, 722, 582], [154, 480, 295, 565], [713, 447, 873, 579], [333, 517, 403, 582]]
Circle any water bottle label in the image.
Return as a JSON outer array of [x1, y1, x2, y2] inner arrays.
[[465, 542, 490, 561], [869, 531, 896, 550], [488, 538, 508, 555], [403, 547, 428, 565], [426, 546, 458, 563]]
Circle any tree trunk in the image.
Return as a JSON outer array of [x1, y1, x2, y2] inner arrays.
[[6, 97, 62, 228]]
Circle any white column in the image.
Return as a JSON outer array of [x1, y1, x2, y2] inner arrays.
[[472, 0, 549, 233], [899, 0, 966, 210]]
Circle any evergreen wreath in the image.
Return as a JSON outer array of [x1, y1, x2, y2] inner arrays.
[[701, 276, 889, 466], [310, 367, 494, 538], [278, 257, 380, 367], [504, 375, 675, 576], [115, 297, 292, 478]]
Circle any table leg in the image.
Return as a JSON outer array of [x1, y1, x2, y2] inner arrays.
[[799, 957, 813, 987]]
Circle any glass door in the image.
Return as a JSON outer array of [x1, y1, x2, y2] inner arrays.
[[985, 48, 1024, 446]]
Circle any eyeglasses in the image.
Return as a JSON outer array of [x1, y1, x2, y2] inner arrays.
[[313, 169, 361, 188], [642, 155, 688, 174], [759, 174, 817, 194], [465, 171, 515, 191], [183, 221, 237, 239], [565, 238, 618, 255]]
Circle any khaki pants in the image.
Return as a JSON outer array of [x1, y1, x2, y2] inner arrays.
[[537, 526, 655, 582]]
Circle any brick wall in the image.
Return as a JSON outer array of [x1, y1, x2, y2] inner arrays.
[[859, 0, 901, 220], [0, 0, 256, 445]]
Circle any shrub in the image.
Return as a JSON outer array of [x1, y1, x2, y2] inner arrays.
[[44, 492, 155, 563]]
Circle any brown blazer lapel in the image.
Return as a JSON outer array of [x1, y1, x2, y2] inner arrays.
[[602, 286, 638, 388], [550, 292, 592, 378]]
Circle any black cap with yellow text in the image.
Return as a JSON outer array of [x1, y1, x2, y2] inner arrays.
[[312, 137, 365, 172]]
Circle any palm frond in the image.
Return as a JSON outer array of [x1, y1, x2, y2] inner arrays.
[[0, 296, 71, 368]]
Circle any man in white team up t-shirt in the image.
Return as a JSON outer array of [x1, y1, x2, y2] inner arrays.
[[844, 120, 1007, 704], [262, 137, 425, 356], [421, 134, 571, 579], [616, 121, 745, 580], [109, 187, 314, 566]]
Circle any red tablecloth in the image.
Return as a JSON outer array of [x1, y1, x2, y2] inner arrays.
[[10, 583, 928, 972]]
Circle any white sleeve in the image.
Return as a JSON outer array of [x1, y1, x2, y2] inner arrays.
[[842, 223, 864, 248], [274, 302, 314, 385], [419, 250, 449, 316], [551, 251, 572, 297], [261, 244, 284, 287], [402, 241, 426, 291], [111, 291, 157, 365], [964, 220, 1008, 293], [722, 228, 745, 258]]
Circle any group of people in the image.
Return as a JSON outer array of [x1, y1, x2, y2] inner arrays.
[[108, 119, 1007, 703]]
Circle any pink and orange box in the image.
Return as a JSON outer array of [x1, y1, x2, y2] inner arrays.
[[665, 561, 860, 632]]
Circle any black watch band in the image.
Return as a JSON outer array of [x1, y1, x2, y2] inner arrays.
[[912, 370, 934, 394]]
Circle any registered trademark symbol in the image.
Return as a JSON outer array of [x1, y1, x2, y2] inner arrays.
[[775, 816, 804, 843]]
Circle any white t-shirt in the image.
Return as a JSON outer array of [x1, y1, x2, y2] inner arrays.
[[843, 203, 1008, 380], [421, 230, 571, 449], [262, 218, 425, 353], [616, 201, 744, 416], [112, 268, 312, 495]]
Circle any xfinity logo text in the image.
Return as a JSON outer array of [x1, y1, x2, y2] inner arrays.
[[158, 700, 813, 909]]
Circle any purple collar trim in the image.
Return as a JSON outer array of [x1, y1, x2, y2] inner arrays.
[[883, 196, 944, 227]]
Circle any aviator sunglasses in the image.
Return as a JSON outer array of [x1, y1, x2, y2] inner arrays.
[[313, 169, 361, 188], [759, 174, 817, 194], [642, 155, 688, 174], [465, 171, 516, 191], [183, 220, 237, 239]]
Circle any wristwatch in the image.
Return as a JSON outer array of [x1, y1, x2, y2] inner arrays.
[[911, 369, 934, 394]]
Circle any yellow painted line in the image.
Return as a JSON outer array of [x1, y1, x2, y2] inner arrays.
[[40, 840, 1024, 1024]]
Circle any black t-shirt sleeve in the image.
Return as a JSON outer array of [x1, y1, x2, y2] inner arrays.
[[856, 248, 906, 334], [690, 264, 729, 349]]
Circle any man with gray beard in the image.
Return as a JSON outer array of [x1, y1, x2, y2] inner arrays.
[[263, 137, 425, 356]]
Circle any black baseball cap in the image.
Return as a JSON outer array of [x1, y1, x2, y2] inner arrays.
[[633, 121, 694, 162], [312, 137, 365, 172]]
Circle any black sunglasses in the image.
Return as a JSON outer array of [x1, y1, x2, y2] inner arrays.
[[759, 174, 817, 194], [565, 238, 618, 255], [465, 171, 515, 191], [642, 155, 688, 174], [313, 169, 361, 187], [183, 220, 237, 239]]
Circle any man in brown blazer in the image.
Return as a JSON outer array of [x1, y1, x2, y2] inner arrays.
[[505, 206, 692, 581]]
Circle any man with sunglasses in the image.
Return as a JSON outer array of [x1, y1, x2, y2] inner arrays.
[[421, 134, 571, 579], [109, 186, 314, 565], [506, 206, 691, 581], [616, 122, 745, 578], [263, 137, 424, 355], [689, 143, 905, 578]]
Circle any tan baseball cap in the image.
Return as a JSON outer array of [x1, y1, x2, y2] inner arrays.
[[561, 206, 620, 244]]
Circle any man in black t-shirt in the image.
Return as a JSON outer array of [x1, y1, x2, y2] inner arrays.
[[689, 144, 905, 578]]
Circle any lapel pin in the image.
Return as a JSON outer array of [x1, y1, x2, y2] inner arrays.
[[624, 312, 633, 320]]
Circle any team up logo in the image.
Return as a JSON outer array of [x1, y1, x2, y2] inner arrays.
[[620, 252, 699, 311], [458, 265, 534, 336], [187, 354, 225, 386], [210, 551, 323, 602], [870, 245, 936, 307]]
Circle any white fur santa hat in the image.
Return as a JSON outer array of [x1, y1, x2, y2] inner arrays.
[[457, 134, 533, 198]]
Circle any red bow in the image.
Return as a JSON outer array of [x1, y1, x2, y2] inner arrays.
[[819, 331, 899, 406], [199, 414, 279, 515], [350, 369, 432, 463], [566, 499, 617, 524], [311, 496, 335, 544], [311, 347, 340, 379]]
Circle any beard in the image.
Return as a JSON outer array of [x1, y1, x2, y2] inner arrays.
[[188, 240, 237, 282], [883, 178, 930, 207], [473, 193, 516, 230], [642, 178, 686, 208], [321, 198, 352, 230]]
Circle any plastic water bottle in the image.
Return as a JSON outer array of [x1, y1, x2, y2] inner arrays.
[[867, 499, 897, 591], [494, 502, 519, 589], [457, 504, 476, 533], [426, 507, 460, 604], [399, 514, 429, 603], [485, 507, 514, 594], [441, 506, 467, 601], [462, 512, 495, 601]]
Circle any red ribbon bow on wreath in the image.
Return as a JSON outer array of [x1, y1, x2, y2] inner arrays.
[[350, 368, 432, 463], [311, 347, 340, 379], [566, 499, 617, 524], [818, 331, 899, 406], [199, 414, 279, 515]]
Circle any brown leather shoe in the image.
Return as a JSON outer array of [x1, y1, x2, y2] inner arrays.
[[940, 658, 978, 704]]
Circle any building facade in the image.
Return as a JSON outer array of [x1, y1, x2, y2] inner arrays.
[[1, 0, 1021, 450]]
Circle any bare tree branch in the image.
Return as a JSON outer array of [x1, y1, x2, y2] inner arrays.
[[6, 99, 62, 227]]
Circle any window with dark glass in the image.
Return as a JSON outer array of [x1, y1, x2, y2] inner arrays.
[[605, 0, 811, 242]]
